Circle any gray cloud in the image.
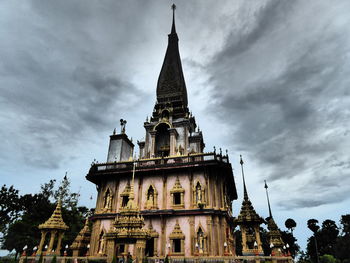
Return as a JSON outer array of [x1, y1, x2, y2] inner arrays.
[[207, 0, 350, 209]]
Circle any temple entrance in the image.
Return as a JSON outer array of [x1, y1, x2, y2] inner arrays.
[[145, 238, 154, 257], [155, 123, 170, 157]]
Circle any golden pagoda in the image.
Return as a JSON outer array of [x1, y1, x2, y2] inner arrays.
[[37, 200, 68, 255], [104, 161, 150, 263], [71, 218, 92, 257], [264, 181, 284, 256], [234, 156, 264, 256]]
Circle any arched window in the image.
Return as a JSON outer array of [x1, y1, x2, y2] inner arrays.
[[145, 185, 158, 209], [195, 226, 207, 255], [155, 123, 170, 157], [97, 230, 105, 255], [102, 188, 112, 212]]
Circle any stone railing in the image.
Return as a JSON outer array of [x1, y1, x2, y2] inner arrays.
[[90, 152, 229, 173], [20, 255, 292, 263]]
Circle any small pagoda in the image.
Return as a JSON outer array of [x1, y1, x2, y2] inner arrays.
[[37, 200, 69, 255], [71, 218, 91, 257], [234, 156, 264, 256], [264, 181, 284, 256], [105, 161, 150, 263]]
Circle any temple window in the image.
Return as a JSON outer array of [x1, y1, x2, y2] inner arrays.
[[169, 220, 185, 255], [173, 239, 181, 252], [155, 123, 170, 157], [170, 177, 185, 208], [102, 188, 113, 212], [120, 181, 131, 208], [173, 193, 181, 205]]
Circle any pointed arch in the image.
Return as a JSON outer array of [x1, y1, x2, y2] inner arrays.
[[192, 180, 206, 207], [195, 223, 208, 255], [102, 187, 113, 212], [144, 184, 159, 210], [97, 228, 106, 255]]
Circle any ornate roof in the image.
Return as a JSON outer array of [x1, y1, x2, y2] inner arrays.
[[235, 195, 264, 225], [154, 4, 188, 119], [39, 200, 69, 231], [235, 156, 264, 225], [70, 218, 91, 250], [106, 162, 149, 241], [169, 220, 185, 239], [170, 177, 185, 193], [267, 217, 284, 248]]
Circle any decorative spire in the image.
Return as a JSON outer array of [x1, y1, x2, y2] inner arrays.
[[155, 4, 188, 118], [264, 180, 273, 219], [126, 161, 138, 210], [171, 4, 176, 34], [240, 155, 249, 200], [39, 200, 68, 231]]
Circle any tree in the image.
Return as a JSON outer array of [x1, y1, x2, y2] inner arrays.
[[285, 218, 297, 235], [281, 231, 299, 258], [1, 177, 88, 257], [335, 214, 350, 262], [307, 219, 320, 263], [0, 185, 22, 234]]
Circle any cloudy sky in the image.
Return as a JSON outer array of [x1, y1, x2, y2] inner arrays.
[[1, 0, 350, 252]]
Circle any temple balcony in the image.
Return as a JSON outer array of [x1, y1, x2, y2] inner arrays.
[[86, 152, 237, 200]]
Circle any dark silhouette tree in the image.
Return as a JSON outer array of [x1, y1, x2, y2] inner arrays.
[[307, 219, 320, 263], [0, 185, 22, 234], [1, 177, 88, 258], [285, 218, 297, 235]]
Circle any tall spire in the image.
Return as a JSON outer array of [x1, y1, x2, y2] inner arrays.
[[155, 4, 188, 119], [240, 155, 249, 200], [264, 180, 273, 218], [171, 4, 176, 34]]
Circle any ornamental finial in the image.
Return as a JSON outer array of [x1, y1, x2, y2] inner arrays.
[[171, 4, 176, 34]]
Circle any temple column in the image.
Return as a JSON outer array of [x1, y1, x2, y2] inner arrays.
[[37, 230, 47, 254], [160, 217, 166, 256], [254, 225, 263, 252], [106, 238, 115, 263], [135, 240, 146, 262], [241, 226, 247, 252], [56, 232, 64, 255], [206, 218, 212, 255], [48, 230, 57, 254], [150, 131, 157, 157], [189, 217, 195, 255], [169, 129, 178, 156], [162, 175, 167, 209], [154, 237, 158, 256]]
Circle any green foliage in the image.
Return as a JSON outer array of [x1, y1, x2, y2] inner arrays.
[[281, 231, 299, 258], [0, 185, 22, 234], [51, 255, 57, 263], [319, 254, 339, 263], [1, 177, 88, 257], [234, 230, 242, 256], [285, 218, 297, 233], [308, 219, 320, 233], [111, 256, 117, 263], [164, 255, 169, 263]]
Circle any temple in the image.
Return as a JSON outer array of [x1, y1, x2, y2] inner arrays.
[[25, 5, 292, 263], [86, 4, 237, 261]]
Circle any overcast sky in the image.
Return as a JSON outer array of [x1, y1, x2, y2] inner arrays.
[[1, 0, 350, 252]]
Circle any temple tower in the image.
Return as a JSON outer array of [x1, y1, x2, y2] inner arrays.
[[234, 156, 264, 256], [37, 200, 68, 255], [87, 5, 237, 259]]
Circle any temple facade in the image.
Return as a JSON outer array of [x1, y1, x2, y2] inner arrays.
[[85, 5, 238, 261]]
